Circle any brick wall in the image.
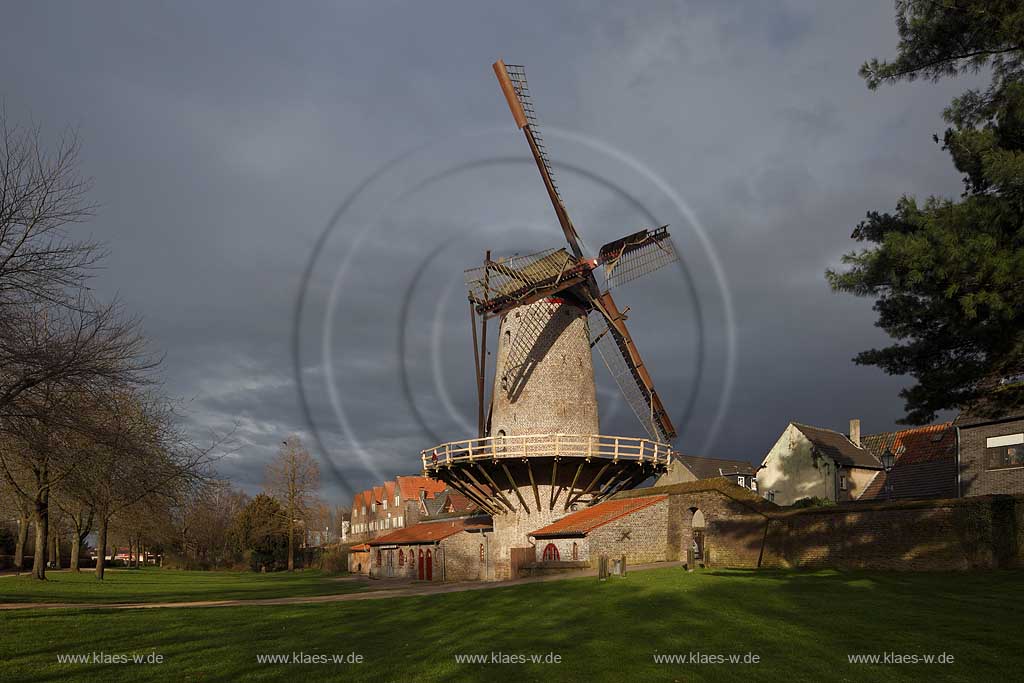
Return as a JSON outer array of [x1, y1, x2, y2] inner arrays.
[[612, 479, 1024, 572], [533, 537, 586, 563], [666, 490, 768, 568], [586, 498, 669, 565], [959, 417, 1024, 497], [439, 530, 491, 582]]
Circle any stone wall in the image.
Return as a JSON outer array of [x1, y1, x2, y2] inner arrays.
[[489, 300, 599, 438], [612, 478, 1024, 572], [959, 417, 1024, 497], [586, 498, 669, 565], [491, 484, 574, 580], [534, 537, 587, 563], [440, 530, 491, 582]]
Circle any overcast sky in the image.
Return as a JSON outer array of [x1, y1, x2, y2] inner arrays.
[[1, 2, 979, 503]]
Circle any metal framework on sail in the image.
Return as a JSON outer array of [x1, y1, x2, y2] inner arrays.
[[503, 64, 562, 204], [589, 311, 670, 443], [598, 226, 679, 289], [465, 248, 589, 317]]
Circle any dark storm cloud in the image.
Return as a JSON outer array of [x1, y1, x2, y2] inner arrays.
[[0, 2, 983, 501]]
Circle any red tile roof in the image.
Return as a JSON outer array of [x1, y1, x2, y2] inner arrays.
[[372, 486, 384, 503], [530, 495, 668, 538], [860, 422, 955, 465], [349, 543, 370, 552], [367, 516, 492, 546], [395, 475, 446, 501], [858, 423, 957, 501]]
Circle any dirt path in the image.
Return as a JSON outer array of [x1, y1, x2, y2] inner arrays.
[[0, 561, 683, 611]]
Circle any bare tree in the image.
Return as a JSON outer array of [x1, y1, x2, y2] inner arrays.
[[0, 109, 100, 307], [78, 392, 217, 580], [266, 437, 320, 571]]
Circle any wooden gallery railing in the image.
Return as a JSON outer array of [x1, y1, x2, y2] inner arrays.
[[421, 433, 672, 470]]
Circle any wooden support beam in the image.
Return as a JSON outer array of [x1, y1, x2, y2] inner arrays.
[[550, 485, 564, 511], [444, 475, 500, 516], [470, 301, 484, 438], [527, 460, 542, 511], [474, 465, 517, 513], [565, 463, 611, 508], [446, 470, 501, 515], [563, 462, 585, 510], [452, 469, 505, 515], [500, 463, 530, 513], [549, 458, 559, 509]]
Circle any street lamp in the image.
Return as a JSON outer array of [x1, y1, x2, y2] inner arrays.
[[881, 449, 895, 472], [881, 449, 895, 501]]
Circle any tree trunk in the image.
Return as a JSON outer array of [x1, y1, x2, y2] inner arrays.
[[52, 525, 61, 569], [31, 496, 48, 580], [70, 533, 81, 571], [95, 517, 109, 580], [287, 517, 295, 572], [14, 513, 29, 572]]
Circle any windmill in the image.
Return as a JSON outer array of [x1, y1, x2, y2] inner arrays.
[[422, 61, 680, 579]]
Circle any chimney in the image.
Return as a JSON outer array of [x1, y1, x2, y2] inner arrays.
[[849, 419, 861, 448]]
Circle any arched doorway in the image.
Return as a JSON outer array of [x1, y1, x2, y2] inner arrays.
[[690, 508, 706, 562], [542, 543, 560, 562], [418, 549, 424, 580]]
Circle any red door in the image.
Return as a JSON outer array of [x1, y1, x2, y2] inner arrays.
[[418, 549, 424, 580], [426, 549, 433, 581]]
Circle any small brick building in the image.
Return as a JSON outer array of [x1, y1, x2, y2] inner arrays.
[[367, 516, 493, 582], [956, 410, 1024, 497], [529, 495, 669, 566]]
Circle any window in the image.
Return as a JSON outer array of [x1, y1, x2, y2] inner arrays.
[[397, 516, 403, 527], [750, 479, 758, 492], [737, 475, 745, 487], [572, 542, 578, 560], [542, 543, 560, 562], [767, 490, 775, 503], [383, 499, 387, 510], [839, 475, 848, 491], [395, 495, 400, 507], [987, 445, 1024, 470], [479, 544, 485, 562], [399, 549, 405, 566], [376, 550, 381, 565], [372, 503, 377, 512]]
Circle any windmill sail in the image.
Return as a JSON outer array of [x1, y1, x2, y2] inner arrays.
[[589, 292, 676, 442], [494, 60, 584, 258], [598, 226, 679, 289]]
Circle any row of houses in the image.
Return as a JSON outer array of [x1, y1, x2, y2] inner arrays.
[[755, 409, 1024, 505], [348, 475, 479, 543]]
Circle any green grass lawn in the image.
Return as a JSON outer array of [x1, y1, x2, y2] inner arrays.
[[1, 567, 1021, 682], [0, 567, 365, 604]]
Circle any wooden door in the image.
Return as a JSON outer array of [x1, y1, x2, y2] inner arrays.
[[417, 549, 424, 579]]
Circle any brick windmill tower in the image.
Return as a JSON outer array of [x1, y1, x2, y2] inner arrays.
[[422, 60, 679, 578]]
